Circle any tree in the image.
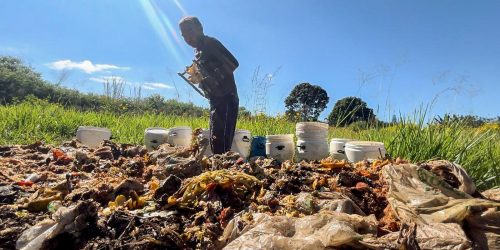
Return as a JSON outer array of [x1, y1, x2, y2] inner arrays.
[[285, 82, 329, 121], [145, 94, 166, 112], [391, 114, 397, 124], [0, 56, 50, 103], [238, 106, 252, 118], [327, 96, 375, 126], [433, 114, 486, 127], [0, 56, 210, 117]]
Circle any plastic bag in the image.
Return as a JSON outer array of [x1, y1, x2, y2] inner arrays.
[[382, 164, 500, 249], [381, 164, 500, 224], [222, 211, 377, 250], [482, 187, 500, 201], [421, 160, 476, 195], [16, 220, 58, 250], [16, 201, 97, 250], [361, 223, 472, 250], [464, 207, 500, 250], [295, 192, 365, 215]]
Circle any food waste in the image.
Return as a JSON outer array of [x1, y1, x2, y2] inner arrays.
[[0, 130, 498, 249]]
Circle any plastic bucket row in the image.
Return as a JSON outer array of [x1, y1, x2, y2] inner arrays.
[[295, 122, 387, 162], [77, 125, 386, 162], [144, 127, 191, 151], [330, 139, 387, 162], [265, 135, 386, 162], [144, 127, 252, 158], [76, 125, 253, 158]]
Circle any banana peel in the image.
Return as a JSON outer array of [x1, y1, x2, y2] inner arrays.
[[126, 191, 146, 210], [320, 158, 348, 169], [107, 192, 146, 211], [22, 189, 63, 213], [168, 170, 261, 208]]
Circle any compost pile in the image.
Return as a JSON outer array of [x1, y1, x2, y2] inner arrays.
[[0, 135, 499, 250]]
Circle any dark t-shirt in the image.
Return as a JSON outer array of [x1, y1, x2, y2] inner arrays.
[[195, 36, 239, 98]]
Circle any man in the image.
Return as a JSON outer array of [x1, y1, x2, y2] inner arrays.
[[179, 16, 239, 154]]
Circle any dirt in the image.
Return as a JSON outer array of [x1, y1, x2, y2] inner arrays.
[[0, 137, 486, 249]]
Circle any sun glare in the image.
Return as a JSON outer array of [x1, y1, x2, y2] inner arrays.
[[139, 0, 188, 66]]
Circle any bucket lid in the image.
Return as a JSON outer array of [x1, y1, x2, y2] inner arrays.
[[296, 134, 329, 140], [234, 129, 251, 134], [331, 138, 354, 142], [296, 135, 328, 140], [345, 141, 385, 148], [266, 134, 294, 141], [77, 126, 111, 133], [145, 127, 169, 134], [296, 130, 328, 135], [296, 139, 329, 143], [296, 122, 329, 130], [169, 126, 192, 132]]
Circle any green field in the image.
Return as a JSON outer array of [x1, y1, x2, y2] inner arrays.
[[1, 99, 499, 190]]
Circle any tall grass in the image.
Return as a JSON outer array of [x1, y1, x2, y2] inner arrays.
[[0, 99, 295, 144], [0, 99, 498, 190]]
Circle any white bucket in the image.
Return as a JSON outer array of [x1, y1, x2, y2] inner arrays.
[[144, 127, 169, 151], [329, 138, 354, 160], [345, 141, 386, 163], [295, 122, 329, 161], [296, 122, 329, 131], [200, 128, 212, 156], [266, 134, 295, 162], [295, 122, 329, 139], [76, 126, 111, 148], [167, 126, 192, 147], [296, 139, 330, 161], [231, 129, 252, 158]]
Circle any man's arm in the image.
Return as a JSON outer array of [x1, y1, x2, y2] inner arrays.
[[215, 39, 239, 72], [205, 37, 239, 73]]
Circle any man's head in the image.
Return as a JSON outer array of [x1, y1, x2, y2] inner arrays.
[[179, 16, 204, 48]]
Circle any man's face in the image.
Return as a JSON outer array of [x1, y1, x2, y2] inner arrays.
[[180, 24, 203, 48]]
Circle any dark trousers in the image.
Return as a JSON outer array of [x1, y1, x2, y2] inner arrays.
[[209, 93, 239, 154]]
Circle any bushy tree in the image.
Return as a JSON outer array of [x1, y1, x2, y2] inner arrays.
[[285, 82, 329, 121], [238, 106, 252, 118], [0, 56, 50, 103], [0, 56, 251, 118], [327, 96, 375, 126], [145, 94, 166, 112]]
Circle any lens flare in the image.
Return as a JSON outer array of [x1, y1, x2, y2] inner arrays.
[[152, 0, 182, 44], [173, 0, 188, 16], [139, 0, 186, 66]]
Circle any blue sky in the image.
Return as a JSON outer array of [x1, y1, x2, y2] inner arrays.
[[1, 0, 499, 120]]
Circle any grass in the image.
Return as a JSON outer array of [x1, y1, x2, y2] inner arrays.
[[1, 99, 499, 190]]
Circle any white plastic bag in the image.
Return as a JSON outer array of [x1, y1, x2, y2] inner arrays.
[[16, 201, 97, 250], [381, 164, 499, 224], [222, 211, 377, 250], [361, 223, 472, 250], [423, 160, 476, 195]]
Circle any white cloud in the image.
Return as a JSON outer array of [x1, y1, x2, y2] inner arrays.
[[142, 86, 156, 90], [47, 60, 130, 74], [89, 76, 125, 83], [143, 82, 174, 89]]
